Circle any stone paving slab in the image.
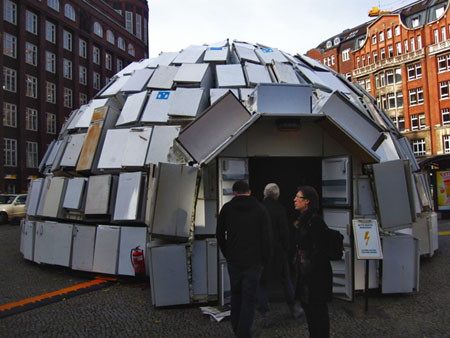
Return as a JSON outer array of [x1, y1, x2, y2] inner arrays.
[[1, 222, 450, 338]]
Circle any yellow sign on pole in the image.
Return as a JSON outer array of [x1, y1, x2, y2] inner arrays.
[[352, 219, 383, 260]]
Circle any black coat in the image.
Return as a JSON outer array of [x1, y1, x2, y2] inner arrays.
[[216, 195, 272, 268], [262, 198, 289, 278], [294, 209, 332, 304]]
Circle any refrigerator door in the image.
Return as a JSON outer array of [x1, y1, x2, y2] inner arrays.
[[26, 178, 43, 216], [52, 223, 73, 267], [145, 126, 180, 165], [113, 172, 143, 221], [116, 90, 148, 126], [192, 240, 208, 298], [97, 129, 129, 169], [71, 224, 96, 272], [41, 177, 67, 218], [21, 220, 35, 261], [140, 90, 174, 123], [122, 128, 152, 168], [117, 226, 147, 276], [330, 249, 353, 299], [323, 208, 351, 246], [63, 177, 87, 210], [244, 62, 272, 86], [92, 225, 121, 274], [121, 68, 154, 92], [84, 175, 112, 215], [322, 156, 351, 207], [216, 64, 246, 88], [60, 133, 86, 168]]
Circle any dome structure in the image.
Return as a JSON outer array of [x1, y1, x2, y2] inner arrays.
[[21, 40, 435, 307]]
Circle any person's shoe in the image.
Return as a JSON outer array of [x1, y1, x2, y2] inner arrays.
[[289, 303, 304, 319]]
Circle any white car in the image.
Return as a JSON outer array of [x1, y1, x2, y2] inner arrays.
[[0, 194, 27, 224]]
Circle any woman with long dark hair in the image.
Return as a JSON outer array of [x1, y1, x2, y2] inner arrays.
[[293, 186, 332, 338]]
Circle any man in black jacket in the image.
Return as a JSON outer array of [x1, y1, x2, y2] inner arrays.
[[216, 180, 271, 338]]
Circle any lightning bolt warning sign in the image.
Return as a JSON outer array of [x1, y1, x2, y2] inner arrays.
[[352, 219, 383, 260]]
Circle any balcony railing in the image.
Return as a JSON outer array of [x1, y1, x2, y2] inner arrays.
[[428, 39, 450, 55], [353, 48, 425, 77]]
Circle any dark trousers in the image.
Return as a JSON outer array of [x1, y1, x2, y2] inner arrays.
[[257, 261, 295, 313], [228, 264, 263, 338], [301, 302, 330, 338]]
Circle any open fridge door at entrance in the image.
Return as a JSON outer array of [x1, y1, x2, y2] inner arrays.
[[322, 156, 353, 301]]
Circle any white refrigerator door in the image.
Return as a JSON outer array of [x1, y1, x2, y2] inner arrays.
[[117, 227, 147, 276], [92, 225, 120, 274], [71, 224, 96, 272]]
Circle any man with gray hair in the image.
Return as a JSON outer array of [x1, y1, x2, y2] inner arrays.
[[258, 183, 302, 323]]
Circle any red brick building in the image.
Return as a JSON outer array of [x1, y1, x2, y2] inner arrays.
[[306, 0, 450, 163], [1, 0, 148, 193]]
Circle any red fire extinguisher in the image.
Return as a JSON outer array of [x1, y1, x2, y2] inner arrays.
[[131, 246, 145, 277]]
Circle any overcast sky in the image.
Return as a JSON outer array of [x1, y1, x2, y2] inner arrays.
[[148, 0, 419, 57]]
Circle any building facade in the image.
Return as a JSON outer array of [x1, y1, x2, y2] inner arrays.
[[306, 0, 450, 162], [1, 0, 148, 193]]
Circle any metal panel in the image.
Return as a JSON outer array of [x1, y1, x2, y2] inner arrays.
[[121, 68, 154, 92], [173, 63, 210, 86], [63, 177, 87, 210], [216, 64, 246, 88], [172, 46, 206, 64], [45, 139, 64, 167], [151, 163, 198, 240], [192, 240, 208, 296], [117, 227, 147, 276], [34, 221, 55, 264], [234, 45, 260, 63], [244, 62, 272, 86], [149, 244, 190, 306], [92, 225, 120, 274], [353, 176, 376, 217], [21, 220, 35, 261], [375, 133, 400, 162], [330, 249, 352, 299], [41, 177, 67, 218], [176, 92, 251, 164], [116, 91, 148, 126], [252, 83, 312, 114], [322, 156, 351, 207], [239, 88, 255, 102], [210, 88, 239, 104], [203, 46, 229, 62], [116, 59, 153, 77], [146, 52, 178, 67], [140, 90, 173, 123], [372, 160, 413, 229], [84, 175, 112, 215], [382, 235, 419, 293], [207, 239, 218, 295], [323, 208, 351, 246], [146, 66, 179, 90], [320, 92, 382, 157], [34, 221, 73, 267], [26, 178, 43, 216], [195, 200, 217, 236], [97, 129, 129, 169], [354, 257, 378, 290], [73, 98, 117, 129], [60, 133, 86, 167], [314, 71, 353, 94], [122, 128, 153, 167], [99, 76, 131, 97], [273, 61, 301, 84], [113, 172, 143, 221], [71, 224, 96, 272], [145, 126, 180, 164], [168, 88, 209, 117], [52, 223, 73, 267], [36, 177, 51, 217], [255, 47, 288, 64]]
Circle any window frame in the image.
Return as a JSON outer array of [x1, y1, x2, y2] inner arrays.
[[26, 141, 39, 168], [3, 67, 17, 92], [3, 102, 17, 127], [3, 138, 17, 167], [46, 112, 57, 134], [26, 10, 38, 34], [45, 21, 56, 43], [3, 32, 17, 58], [25, 107, 38, 131], [63, 30, 73, 51], [3, 0, 17, 25], [46, 81, 56, 103], [64, 4, 75, 21]]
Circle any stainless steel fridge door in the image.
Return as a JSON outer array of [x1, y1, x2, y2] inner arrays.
[[121, 68, 154, 92]]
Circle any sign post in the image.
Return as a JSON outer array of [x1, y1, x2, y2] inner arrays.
[[352, 219, 383, 312]]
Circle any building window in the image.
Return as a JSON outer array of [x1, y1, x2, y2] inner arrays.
[[375, 75, 379, 88], [25, 42, 38, 66], [3, 138, 17, 167], [25, 108, 38, 131], [412, 17, 420, 28], [93, 72, 101, 90], [26, 10, 38, 34], [397, 91, 403, 108], [441, 26, 446, 41], [442, 108, 450, 125], [143, 18, 148, 45], [372, 35, 377, 44], [3, 102, 17, 127], [436, 6, 445, 18], [128, 43, 135, 56], [63, 30, 72, 51], [93, 22, 103, 37], [404, 40, 409, 53], [46, 112, 57, 134], [365, 78, 371, 91], [410, 37, 415, 51], [63, 59, 72, 79], [380, 48, 385, 60], [3, 33, 16, 58], [64, 4, 75, 21], [106, 30, 115, 44], [105, 53, 112, 70], [434, 29, 439, 44], [417, 87, 424, 104], [395, 42, 401, 56], [398, 115, 405, 131], [387, 28, 392, 39], [386, 70, 394, 85], [125, 11, 133, 33], [395, 25, 400, 36], [79, 39, 87, 58], [26, 142, 38, 168], [395, 68, 402, 83], [443, 135, 450, 153], [373, 50, 378, 63], [3, 67, 16, 92], [412, 139, 426, 156], [46, 51, 56, 73], [4, 0, 17, 25], [46, 21, 56, 43], [93, 46, 100, 64], [408, 63, 422, 80], [64, 88, 73, 108], [79, 66, 87, 85], [440, 81, 449, 99], [361, 55, 365, 66], [118, 37, 125, 51], [136, 13, 142, 39], [388, 93, 396, 109], [331, 55, 335, 65], [356, 56, 360, 68], [409, 89, 417, 105], [379, 31, 384, 42], [380, 72, 385, 87], [417, 35, 422, 49], [47, 0, 59, 11], [79, 93, 88, 105], [381, 95, 387, 110], [46, 81, 56, 103], [367, 53, 371, 65], [418, 113, 426, 129], [117, 59, 123, 72]]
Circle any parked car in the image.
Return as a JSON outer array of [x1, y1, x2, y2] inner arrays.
[[0, 194, 27, 224]]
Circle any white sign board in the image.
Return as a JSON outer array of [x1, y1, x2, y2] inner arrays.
[[352, 219, 383, 260]]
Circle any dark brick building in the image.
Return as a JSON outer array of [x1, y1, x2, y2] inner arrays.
[[1, 0, 148, 193]]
